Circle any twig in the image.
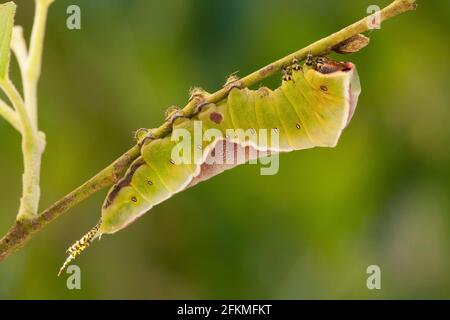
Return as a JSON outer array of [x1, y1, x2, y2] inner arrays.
[[0, 98, 21, 132], [0, 0, 417, 263]]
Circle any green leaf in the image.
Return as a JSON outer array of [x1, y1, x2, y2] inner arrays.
[[0, 2, 16, 80]]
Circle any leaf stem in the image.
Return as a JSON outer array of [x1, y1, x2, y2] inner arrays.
[[0, 0, 416, 263]]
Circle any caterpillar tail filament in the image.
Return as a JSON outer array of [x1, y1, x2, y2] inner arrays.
[[57, 220, 101, 276]]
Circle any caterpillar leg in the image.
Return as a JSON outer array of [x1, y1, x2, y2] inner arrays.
[[189, 87, 209, 103], [134, 128, 149, 142], [189, 87, 211, 115], [306, 52, 314, 66], [138, 129, 156, 147], [164, 105, 180, 120], [305, 53, 326, 70], [164, 106, 187, 125], [282, 67, 292, 82], [223, 74, 243, 91], [292, 58, 301, 71]]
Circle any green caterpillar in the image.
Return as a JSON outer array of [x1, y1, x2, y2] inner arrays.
[[59, 56, 361, 274]]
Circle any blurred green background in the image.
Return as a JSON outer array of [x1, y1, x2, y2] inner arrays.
[[0, 0, 449, 299]]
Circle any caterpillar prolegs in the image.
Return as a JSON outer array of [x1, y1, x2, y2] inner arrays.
[[59, 56, 361, 273]]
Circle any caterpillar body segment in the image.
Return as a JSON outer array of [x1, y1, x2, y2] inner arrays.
[[227, 88, 260, 132], [253, 87, 292, 151]]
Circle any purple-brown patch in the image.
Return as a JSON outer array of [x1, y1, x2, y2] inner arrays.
[[259, 64, 275, 76], [209, 112, 223, 124]]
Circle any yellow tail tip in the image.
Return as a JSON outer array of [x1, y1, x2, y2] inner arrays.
[[57, 221, 101, 276]]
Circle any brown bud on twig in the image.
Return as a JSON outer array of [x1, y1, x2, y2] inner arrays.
[[333, 34, 370, 54]]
